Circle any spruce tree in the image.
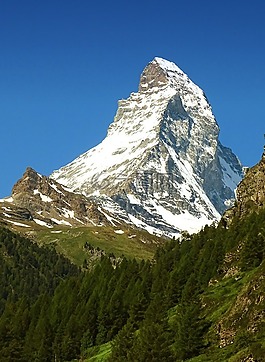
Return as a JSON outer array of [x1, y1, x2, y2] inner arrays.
[[173, 298, 208, 360]]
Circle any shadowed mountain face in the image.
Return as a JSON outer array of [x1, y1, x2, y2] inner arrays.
[[50, 57, 243, 236]]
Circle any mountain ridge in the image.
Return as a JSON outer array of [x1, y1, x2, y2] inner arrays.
[[0, 167, 109, 229], [51, 57, 243, 236]]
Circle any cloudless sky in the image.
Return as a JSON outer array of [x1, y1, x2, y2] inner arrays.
[[1, 0, 265, 197]]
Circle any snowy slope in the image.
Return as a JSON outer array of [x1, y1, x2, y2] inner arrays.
[[51, 57, 243, 236]]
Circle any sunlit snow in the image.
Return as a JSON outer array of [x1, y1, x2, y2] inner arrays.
[[0, 197, 14, 203], [3, 212, 12, 218], [33, 190, 53, 202], [98, 206, 117, 226], [50, 183, 64, 195], [51, 218, 72, 226], [33, 218, 53, 228], [114, 229, 124, 234], [4, 219, 31, 228]]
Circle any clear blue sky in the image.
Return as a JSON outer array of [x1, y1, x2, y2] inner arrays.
[[1, 0, 265, 197]]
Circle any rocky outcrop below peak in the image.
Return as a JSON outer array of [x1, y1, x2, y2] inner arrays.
[[139, 59, 168, 92], [222, 153, 265, 225], [1, 167, 110, 229]]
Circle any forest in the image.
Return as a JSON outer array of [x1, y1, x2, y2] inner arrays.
[[0, 208, 265, 361]]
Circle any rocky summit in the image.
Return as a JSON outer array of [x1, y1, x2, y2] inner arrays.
[[51, 57, 243, 237]]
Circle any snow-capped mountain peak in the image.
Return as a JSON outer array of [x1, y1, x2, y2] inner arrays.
[[51, 57, 243, 237], [139, 57, 189, 92]]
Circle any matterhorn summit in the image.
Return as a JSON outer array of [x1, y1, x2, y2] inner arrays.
[[51, 57, 243, 236]]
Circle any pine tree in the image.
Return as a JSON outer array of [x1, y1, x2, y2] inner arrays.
[[173, 298, 208, 360], [109, 322, 136, 361], [241, 233, 265, 270], [129, 319, 175, 361], [128, 295, 175, 361]]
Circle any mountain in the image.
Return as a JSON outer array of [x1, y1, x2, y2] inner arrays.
[[0, 167, 163, 264], [51, 57, 243, 236], [0, 167, 108, 229]]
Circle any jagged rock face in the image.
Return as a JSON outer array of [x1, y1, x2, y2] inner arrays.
[[236, 153, 265, 211], [139, 60, 168, 91], [8, 167, 108, 227], [223, 153, 265, 224], [51, 57, 243, 236]]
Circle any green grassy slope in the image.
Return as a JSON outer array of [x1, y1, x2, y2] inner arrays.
[[32, 224, 164, 265]]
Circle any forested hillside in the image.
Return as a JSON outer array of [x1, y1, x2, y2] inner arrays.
[[0, 227, 80, 360], [0, 206, 265, 361]]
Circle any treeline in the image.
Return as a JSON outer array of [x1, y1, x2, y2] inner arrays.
[[0, 209, 265, 361]]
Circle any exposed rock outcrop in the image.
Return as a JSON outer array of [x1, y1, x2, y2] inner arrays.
[[1, 167, 109, 228], [222, 152, 265, 226]]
